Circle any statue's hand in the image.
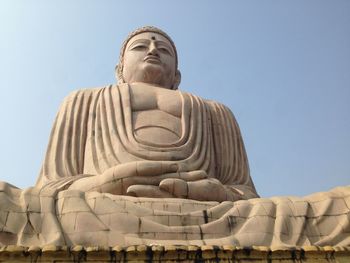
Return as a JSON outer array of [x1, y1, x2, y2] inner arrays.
[[158, 177, 244, 202], [68, 162, 207, 196], [125, 170, 208, 198], [68, 161, 178, 194], [125, 170, 243, 202]]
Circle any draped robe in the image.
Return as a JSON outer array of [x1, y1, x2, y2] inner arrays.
[[35, 83, 258, 198]]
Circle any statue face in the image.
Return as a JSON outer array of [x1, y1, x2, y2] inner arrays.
[[122, 32, 178, 89]]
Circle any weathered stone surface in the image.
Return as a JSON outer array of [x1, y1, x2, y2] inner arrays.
[[0, 26, 349, 249], [0, 182, 349, 247]]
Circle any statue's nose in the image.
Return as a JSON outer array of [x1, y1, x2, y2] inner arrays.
[[148, 42, 159, 56]]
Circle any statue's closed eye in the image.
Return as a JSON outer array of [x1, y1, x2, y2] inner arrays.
[[130, 44, 147, 51], [158, 47, 171, 55]]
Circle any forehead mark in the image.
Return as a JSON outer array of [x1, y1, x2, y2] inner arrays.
[[151, 36, 156, 40]]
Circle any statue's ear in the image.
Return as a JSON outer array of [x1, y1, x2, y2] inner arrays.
[[115, 64, 124, 84], [172, 70, 181, 90], [115, 64, 119, 80]]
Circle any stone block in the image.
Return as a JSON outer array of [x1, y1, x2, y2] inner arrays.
[[74, 212, 108, 232], [61, 197, 91, 214], [4, 211, 26, 233], [109, 211, 139, 233], [40, 196, 55, 213], [60, 212, 77, 233]]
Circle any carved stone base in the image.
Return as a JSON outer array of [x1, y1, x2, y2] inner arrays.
[[0, 245, 349, 262]]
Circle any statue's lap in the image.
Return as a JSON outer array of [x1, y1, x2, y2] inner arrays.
[[1, 181, 349, 247]]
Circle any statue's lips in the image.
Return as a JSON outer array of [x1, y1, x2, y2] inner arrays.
[[143, 56, 161, 64]]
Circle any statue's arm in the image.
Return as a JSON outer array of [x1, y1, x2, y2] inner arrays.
[[35, 89, 94, 190], [209, 101, 259, 198]]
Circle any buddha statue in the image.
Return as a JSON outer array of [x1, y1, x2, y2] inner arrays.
[[0, 26, 348, 248], [35, 26, 259, 202]]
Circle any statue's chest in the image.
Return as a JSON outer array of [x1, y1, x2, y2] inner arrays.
[[131, 89, 182, 145]]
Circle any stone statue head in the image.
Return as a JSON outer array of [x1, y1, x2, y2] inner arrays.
[[116, 26, 181, 90]]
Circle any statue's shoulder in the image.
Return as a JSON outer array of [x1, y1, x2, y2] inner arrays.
[[62, 84, 116, 103], [204, 98, 226, 107], [204, 98, 234, 115]]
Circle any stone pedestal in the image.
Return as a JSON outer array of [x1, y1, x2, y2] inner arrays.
[[0, 245, 349, 262]]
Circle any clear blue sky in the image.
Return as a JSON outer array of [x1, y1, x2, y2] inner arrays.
[[0, 1, 349, 197]]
